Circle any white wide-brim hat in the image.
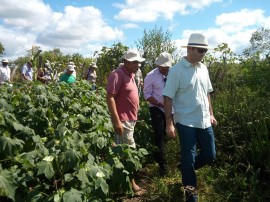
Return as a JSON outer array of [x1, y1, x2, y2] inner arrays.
[[1, 58, 9, 63], [90, 62, 98, 69], [122, 50, 145, 63], [67, 64, 75, 71], [182, 33, 211, 49], [68, 61, 75, 65], [154, 52, 174, 68]]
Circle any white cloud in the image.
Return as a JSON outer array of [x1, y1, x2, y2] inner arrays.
[[216, 9, 265, 32], [0, 0, 52, 32], [174, 8, 270, 55], [0, 26, 37, 59], [37, 6, 124, 46], [0, 0, 270, 60], [114, 0, 221, 22], [121, 23, 139, 29], [0, 0, 124, 59]]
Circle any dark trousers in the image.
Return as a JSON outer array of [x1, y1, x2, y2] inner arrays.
[[149, 107, 167, 167]]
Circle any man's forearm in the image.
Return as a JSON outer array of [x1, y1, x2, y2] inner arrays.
[[164, 96, 173, 124], [106, 94, 120, 124], [208, 94, 214, 116]]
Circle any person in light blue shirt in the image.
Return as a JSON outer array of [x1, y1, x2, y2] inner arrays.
[[143, 52, 173, 176], [163, 33, 217, 202]]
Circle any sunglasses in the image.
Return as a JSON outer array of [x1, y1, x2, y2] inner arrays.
[[195, 48, 208, 54]]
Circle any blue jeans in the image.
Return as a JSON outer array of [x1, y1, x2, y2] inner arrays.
[[175, 123, 216, 188]]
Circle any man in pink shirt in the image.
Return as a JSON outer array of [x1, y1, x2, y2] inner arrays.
[[143, 52, 173, 176], [106, 49, 145, 194]]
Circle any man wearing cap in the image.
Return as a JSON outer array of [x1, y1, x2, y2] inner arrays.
[[143, 52, 174, 176], [0, 58, 11, 85], [163, 33, 217, 202], [59, 65, 76, 84], [106, 49, 145, 194], [21, 61, 33, 81], [85, 62, 98, 90]]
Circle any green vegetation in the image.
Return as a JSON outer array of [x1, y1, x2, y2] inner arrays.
[[0, 27, 269, 201], [0, 82, 147, 201]]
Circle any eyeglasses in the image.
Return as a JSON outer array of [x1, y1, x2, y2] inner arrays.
[[196, 48, 208, 54]]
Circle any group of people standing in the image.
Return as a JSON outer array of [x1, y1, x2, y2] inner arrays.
[[106, 33, 217, 202], [0, 59, 35, 85], [0, 59, 98, 88], [1, 33, 217, 201]]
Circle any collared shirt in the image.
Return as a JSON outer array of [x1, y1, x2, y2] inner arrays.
[[163, 57, 213, 129], [143, 67, 167, 111], [21, 64, 33, 81], [0, 64, 11, 84], [59, 73, 76, 83], [106, 65, 139, 121]]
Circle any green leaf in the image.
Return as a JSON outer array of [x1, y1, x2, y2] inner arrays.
[[12, 122, 35, 135], [0, 98, 13, 111], [12, 122, 24, 131], [37, 161, 55, 179], [59, 149, 81, 171], [76, 168, 90, 188], [62, 188, 83, 202], [0, 169, 17, 201], [87, 153, 95, 165], [70, 103, 81, 113], [36, 94, 48, 106], [62, 96, 70, 107], [113, 157, 124, 169], [97, 137, 107, 149], [21, 94, 31, 102], [0, 136, 24, 156], [95, 177, 109, 194]]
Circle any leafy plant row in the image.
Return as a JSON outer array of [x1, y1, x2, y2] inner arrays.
[[0, 81, 148, 202]]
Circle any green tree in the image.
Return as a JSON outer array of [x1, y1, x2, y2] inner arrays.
[[204, 43, 240, 94], [0, 42, 4, 56], [135, 26, 178, 74], [243, 27, 270, 58], [95, 43, 128, 87]]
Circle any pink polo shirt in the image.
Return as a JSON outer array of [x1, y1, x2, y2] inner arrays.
[[106, 66, 139, 121]]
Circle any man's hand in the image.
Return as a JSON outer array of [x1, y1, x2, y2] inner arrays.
[[210, 115, 217, 126], [113, 120, 124, 135], [166, 122, 176, 138]]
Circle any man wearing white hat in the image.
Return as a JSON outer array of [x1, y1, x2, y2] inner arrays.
[[163, 33, 217, 202], [0, 58, 11, 85], [143, 52, 174, 176], [85, 62, 98, 90], [59, 64, 76, 84], [106, 49, 145, 194]]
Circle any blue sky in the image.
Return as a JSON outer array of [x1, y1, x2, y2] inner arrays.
[[0, 0, 270, 59]]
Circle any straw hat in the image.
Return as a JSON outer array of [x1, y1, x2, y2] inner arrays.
[[182, 33, 211, 49]]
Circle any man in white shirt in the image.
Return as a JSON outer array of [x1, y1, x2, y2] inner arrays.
[[163, 33, 217, 202], [0, 58, 11, 85], [21, 61, 33, 81]]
